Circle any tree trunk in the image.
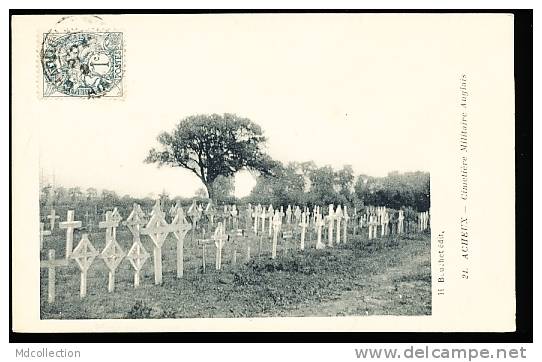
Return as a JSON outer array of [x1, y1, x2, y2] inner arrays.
[[205, 182, 214, 202]]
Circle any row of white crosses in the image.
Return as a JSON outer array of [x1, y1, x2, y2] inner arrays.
[[365, 206, 431, 239], [41, 201, 193, 303], [418, 210, 430, 231], [366, 206, 388, 240], [322, 204, 351, 247], [254, 203, 353, 256], [250, 204, 311, 235], [40, 209, 84, 257]]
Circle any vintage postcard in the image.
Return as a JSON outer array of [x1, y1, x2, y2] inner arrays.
[[11, 13, 516, 333]]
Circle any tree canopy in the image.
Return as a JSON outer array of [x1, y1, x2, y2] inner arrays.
[[145, 113, 277, 200], [354, 171, 430, 211], [246, 163, 429, 211]]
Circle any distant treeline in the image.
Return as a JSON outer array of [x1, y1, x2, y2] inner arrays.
[[244, 162, 430, 212], [39, 165, 430, 215]]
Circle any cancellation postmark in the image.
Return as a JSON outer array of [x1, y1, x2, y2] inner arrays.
[[41, 31, 123, 98], [40, 16, 124, 98]]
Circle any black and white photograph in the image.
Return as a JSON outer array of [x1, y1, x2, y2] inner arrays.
[[10, 12, 520, 334]]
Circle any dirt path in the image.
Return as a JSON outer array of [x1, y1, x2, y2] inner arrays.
[[288, 252, 430, 317]]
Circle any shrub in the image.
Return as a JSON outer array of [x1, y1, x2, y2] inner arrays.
[[126, 300, 152, 319]]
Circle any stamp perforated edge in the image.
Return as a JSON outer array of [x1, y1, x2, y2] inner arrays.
[[36, 16, 127, 101]]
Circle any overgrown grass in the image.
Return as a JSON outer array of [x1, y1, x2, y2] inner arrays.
[[40, 229, 431, 319]]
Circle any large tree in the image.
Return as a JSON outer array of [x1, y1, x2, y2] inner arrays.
[[145, 113, 276, 200]]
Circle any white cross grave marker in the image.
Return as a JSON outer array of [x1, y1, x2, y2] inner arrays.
[[98, 211, 119, 248], [286, 205, 292, 224], [231, 205, 239, 230], [125, 203, 149, 287], [271, 210, 282, 259], [335, 205, 343, 244], [110, 207, 123, 238], [187, 200, 202, 240], [294, 206, 302, 224], [40, 249, 69, 303], [315, 213, 326, 249], [267, 205, 274, 237], [140, 204, 170, 285], [40, 222, 51, 251], [197, 230, 212, 273], [398, 210, 404, 234], [343, 206, 350, 243], [260, 207, 267, 236], [327, 204, 335, 247], [370, 214, 379, 240], [253, 205, 260, 234], [59, 210, 82, 258], [299, 211, 309, 251], [47, 209, 60, 231], [213, 222, 228, 270], [100, 233, 126, 293], [382, 211, 389, 237], [171, 207, 192, 277], [205, 201, 216, 226], [71, 234, 99, 298]]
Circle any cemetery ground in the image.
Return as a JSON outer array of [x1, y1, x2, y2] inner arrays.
[[40, 228, 431, 319]]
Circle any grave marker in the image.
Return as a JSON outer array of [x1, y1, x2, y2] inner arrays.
[[126, 238, 149, 288], [294, 206, 302, 224], [187, 200, 202, 240], [171, 207, 192, 278], [150, 199, 162, 216], [71, 234, 99, 298], [204, 201, 216, 226], [40, 222, 51, 251], [382, 211, 389, 236], [197, 231, 213, 273], [47, 209, 60, 231], [271, 210, 282, 259], [125, 203, 150, 287], [286, 205, 292, 224], [230, 205, 239, 231], [368, 214, 378, 240], [315, 213, 325, 249], [343, 206, 350, 243], [40, 249, 69, 303], [299, 211, 309, 251], [267, 205, 274, 236], [98, 211, 120, 248], [335, 205, 343, 244], [245, 205, 253, 230], [327, 204, 335, 247], [169, 200, 182, 219], [140, 204, 170, 285], [213, 222, 228, 270], [59, 210, 82, 258], [100, 235, 126, 293], [260, 207, 267, 236], [253, 205, 260, 234]]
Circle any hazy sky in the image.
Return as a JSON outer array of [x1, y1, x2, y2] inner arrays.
[[35, 14, 455, 198]]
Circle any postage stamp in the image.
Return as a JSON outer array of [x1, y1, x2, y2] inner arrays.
[[41, 32, 123, 98]]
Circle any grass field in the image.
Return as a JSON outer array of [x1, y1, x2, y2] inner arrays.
[[40, 226, 431, 319]]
